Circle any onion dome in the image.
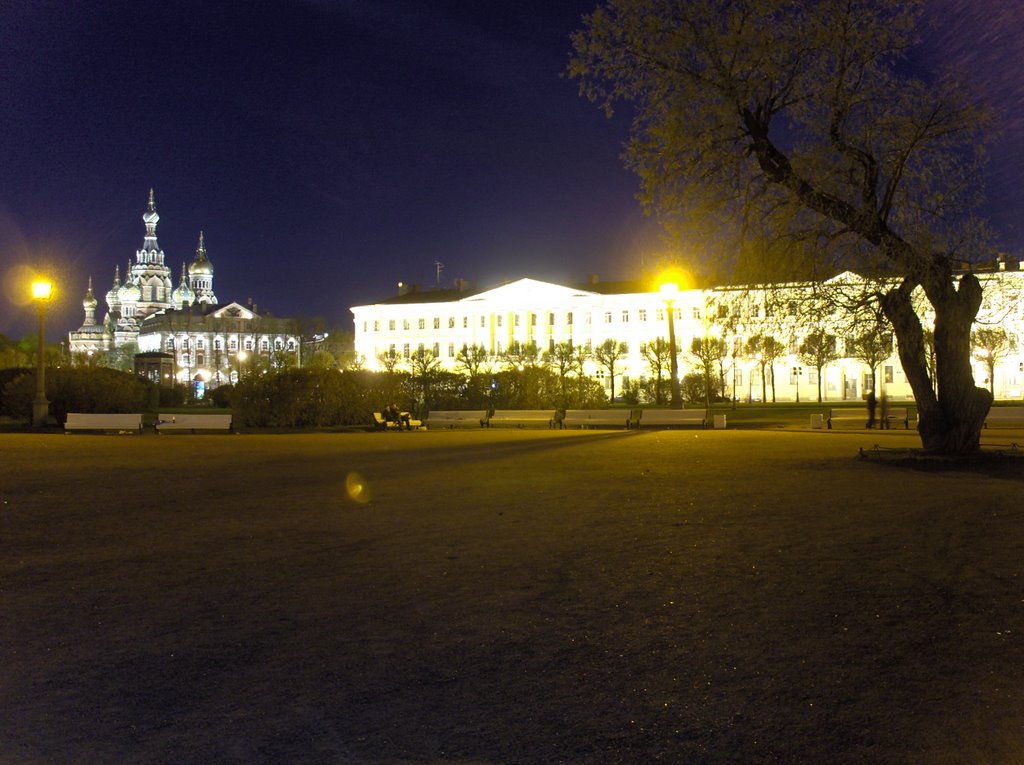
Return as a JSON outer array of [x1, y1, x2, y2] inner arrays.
[[172, 262, 195, 306], [118, 263, 141, 302], [142, 188, 160, 227], [83, 277, 97, 311], [105, 265, 121, 308], [188, 231, 214, 276]]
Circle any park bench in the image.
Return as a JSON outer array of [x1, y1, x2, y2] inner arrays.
[[373, 411, 423, 431], [562, 409, 632, 429], [65, 413, 144, 434], [881, 407, 911, 429], [984, 406, 1024, 428], [424, 410, 488, 428], [827, 409, 867, 429], [487, 410, 556, 428], [637, 409, 707, 429], [156, 413, 233, 433]]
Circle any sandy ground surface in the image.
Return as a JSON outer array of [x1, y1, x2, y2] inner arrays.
[[1, 427, 1023, 764]]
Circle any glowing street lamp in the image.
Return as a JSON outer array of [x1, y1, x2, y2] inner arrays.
[[31, 279, 53, 429], [660, 282, 682, 409], [237, 349, 248, 382]]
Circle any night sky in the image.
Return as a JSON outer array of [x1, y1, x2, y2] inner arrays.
[[1, 0, 1021, 341]]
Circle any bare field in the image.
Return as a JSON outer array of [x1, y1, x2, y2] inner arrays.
[[2, 429, 1023, 764]]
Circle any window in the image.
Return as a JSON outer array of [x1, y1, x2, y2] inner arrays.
[[807, 368, 818, 384], [403, 343, 410, 359], [656, 308, 664, 322], [181, 352, 190, 366], [197, 353, 205, 366], [549, 313, 555, 326], [638, 309, 647, 322], [448, 342, 455, 357], [621, 310, 629, 323], [389, 320, 396, 331], [245, 339, 253, 350], [418, 319, 426, 330], [531, 313, 537, 326], [884, 366, 894, 384], [448, 317, 455, 329], [432, 343, 440, 356], [229, 339, 237, 351], [197, 340, 205, 350], [403, 319, 410, 330], [692, 307, 701, 320], [275, 339, 283, 350], [374, 320, 380, 331], [674, 308, 681, 321], [363, 321, 367, 333], [567, 312, 573, 325], [515, 314, 521, 327], [433, 317, 440, 329], [604, 311, 612, 323], [463, 317, 469, 328], [260, 340, 269, 351], [497, 315, 503, 327], [480, 316, 486, 327], [214, 339, 222, 350]]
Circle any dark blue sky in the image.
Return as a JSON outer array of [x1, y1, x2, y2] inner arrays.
[[1, 0, 1021, 340]]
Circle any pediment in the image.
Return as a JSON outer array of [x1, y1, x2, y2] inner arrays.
[[460, 278, 597, 305], [211, 302, 256, 319]]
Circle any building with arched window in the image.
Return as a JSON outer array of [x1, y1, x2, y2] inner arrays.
[[68, 190, 299, 385]]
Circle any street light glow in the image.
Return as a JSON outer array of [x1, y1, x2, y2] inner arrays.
[[31, 280, 53, 301]]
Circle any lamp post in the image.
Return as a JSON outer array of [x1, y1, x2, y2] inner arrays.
[[660, 283, 682, 409], [237, 349, 248, 383], [794, 365, 803, 403], [31, 279, 53, 429], [732, 324, 744, 410]]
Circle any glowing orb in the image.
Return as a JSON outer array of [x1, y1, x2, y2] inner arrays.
[[345, 472, 370, 504]]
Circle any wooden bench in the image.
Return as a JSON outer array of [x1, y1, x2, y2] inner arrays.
[[984, 406, 1024, 427], [637, 409, 707, 429], [487, 410, 555, 428], [827, 409, 867, 429], [880, 407, 910, 429], [65, 413, 143, 434], [156, 413, 233, 433], [562, 410, 632, 429], [425, 410, 488, 429], [372, 411, 423, 430]]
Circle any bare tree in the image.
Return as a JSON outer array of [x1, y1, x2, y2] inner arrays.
[[593, 339, 628, 402], [972, 327, 1011, 397], [745, 334, 785, 403], [798, 330, 841, 403], [640, 338, 674, 405], [572, 0, 997, 453]]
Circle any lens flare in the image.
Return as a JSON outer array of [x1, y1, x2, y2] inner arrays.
[[345, 471, 370, 504]]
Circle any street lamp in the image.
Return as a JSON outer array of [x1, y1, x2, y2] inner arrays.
[[237, 349, 248, 382], [660, 282, 682, 409], [31, 279, 53, 429], [732, 324, 744, 410], [794, 365, 803, 403]]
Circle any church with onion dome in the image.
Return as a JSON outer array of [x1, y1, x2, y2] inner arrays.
[[68, 190, 300, 387]]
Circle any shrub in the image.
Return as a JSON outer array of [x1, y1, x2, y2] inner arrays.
[[1, 367, 153, 422]]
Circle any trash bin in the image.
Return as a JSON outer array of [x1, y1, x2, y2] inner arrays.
[[713, 414, 727, 429], [810, 413, 824, 429]]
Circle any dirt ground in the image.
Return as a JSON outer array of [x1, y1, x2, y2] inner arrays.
[[2, 427, 1023, 764]]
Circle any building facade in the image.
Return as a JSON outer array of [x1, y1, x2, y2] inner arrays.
[[69, 191, 299, 386], [351, 269, 1024, 402]]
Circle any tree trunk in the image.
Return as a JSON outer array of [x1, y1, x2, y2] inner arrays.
[[882, 274, 991, 454]]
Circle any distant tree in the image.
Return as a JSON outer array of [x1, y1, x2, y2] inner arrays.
[[544, 341, 577, 404], [688, 336, 726, 408], [640, 338, 674, 405], [798, 330, 841, 403], [745, 334, 784, 403], [972, 327, 1011, 396], [851, 329, 893, 397], [571, 0, 997, 453], [408, 348, 443, 404], [377, 350, 401, 374], [593, 339, 628, 402], [307, 349, 339, 371]]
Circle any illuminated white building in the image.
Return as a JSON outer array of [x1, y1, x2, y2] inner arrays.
[[69, 190, 299, 385], [351, 268, 1024, 402]]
